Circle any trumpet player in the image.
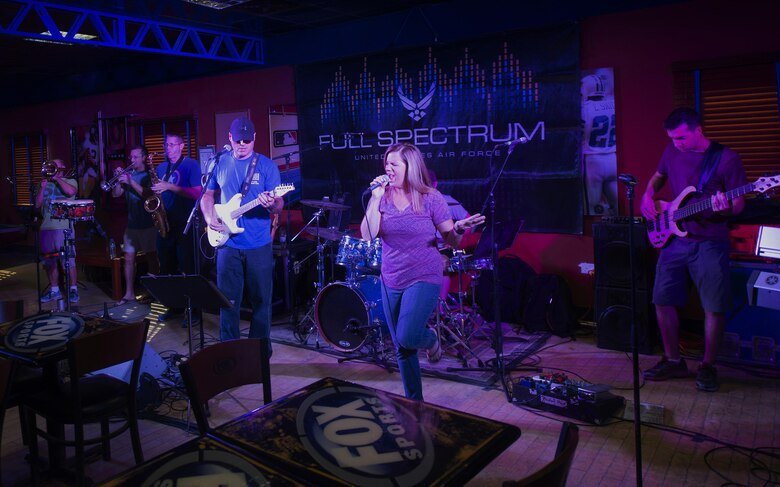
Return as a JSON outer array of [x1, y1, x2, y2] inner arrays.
[[36, 158, 79, 303], [111, 146, 159, 305]]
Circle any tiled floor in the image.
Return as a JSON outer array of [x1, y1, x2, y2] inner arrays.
[[1, 255, 779, 486]]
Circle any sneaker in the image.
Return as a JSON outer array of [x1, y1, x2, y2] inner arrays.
[[643, 357, 688, 381], [69, 288, 79, 303], [695, 363, 719, 392], [40, 289, 62, 303], [427, 328, 442, 364]]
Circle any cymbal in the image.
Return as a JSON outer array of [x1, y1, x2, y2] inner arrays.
[[305, 227, 351, 241], [300, 199, 350, 211]]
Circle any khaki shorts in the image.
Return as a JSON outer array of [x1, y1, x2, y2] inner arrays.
[[124, 227, 158, 254]]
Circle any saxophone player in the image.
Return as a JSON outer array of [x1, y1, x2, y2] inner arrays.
[[152, 133, 203, 324], [111, 145, 160, 305]]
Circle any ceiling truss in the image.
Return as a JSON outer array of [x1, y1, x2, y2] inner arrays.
[[0, 0, 264, 64]]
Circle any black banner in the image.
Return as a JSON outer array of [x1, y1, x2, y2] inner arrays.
[[296, 24, 582, 233]]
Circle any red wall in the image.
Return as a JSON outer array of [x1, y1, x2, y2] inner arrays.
[[515, 0, 780, 306], [3, 0, 780, 307], [0, 65, 295, 212]]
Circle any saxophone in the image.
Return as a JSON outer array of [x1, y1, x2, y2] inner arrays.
[[144, 153, 170, 238]]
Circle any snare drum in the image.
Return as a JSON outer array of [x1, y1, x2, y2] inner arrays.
[[50, 199, 95, 221], [314, 276, 385, 352], [336, 235, 368, 269]]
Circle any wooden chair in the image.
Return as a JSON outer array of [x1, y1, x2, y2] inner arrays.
[[503, 422, 580, 487], [179, 338, 272, 435], [21, 320, 150, 486], [0, 357, 13, 467], [0, 299, 24, 325]]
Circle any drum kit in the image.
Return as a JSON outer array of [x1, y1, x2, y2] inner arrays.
[[289, 198, 494, 367]]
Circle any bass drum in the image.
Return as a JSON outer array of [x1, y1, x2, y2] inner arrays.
[[314, 276, 385, 352]]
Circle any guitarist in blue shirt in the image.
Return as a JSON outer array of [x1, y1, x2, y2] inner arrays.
[[639, 107, 746, 392], [201, 116, 283, 350]]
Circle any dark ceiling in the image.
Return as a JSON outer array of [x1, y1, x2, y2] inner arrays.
[[0, 0, 680, 110]]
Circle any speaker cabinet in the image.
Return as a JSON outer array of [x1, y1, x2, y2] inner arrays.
[[595, 286, 658, 355], [593, 222, 654, 290], [95, 343, 167, 383]]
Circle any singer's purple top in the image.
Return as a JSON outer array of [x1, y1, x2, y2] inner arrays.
[[378, 190, 451, 289]]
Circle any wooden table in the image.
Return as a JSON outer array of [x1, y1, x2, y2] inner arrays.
[[99, 435, 301, 486], [213, 376, 520, 486], [102, 377, 520, 486]]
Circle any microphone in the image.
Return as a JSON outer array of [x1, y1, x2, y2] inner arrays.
[[618, 173, 637, 186], [211, 144, 232, 160], [362, 175, 390, 195], [5, 176, 14, 185], [504, 137, 529, 153]]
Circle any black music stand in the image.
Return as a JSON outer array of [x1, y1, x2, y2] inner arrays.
[[141, 275, 232, 356], [472, 218, 524, 260]]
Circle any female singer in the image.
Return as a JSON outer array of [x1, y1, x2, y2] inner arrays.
[[361, 142, 485, 400]]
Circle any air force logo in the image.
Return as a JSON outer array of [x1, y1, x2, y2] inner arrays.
[[397, 83, 436, 121]]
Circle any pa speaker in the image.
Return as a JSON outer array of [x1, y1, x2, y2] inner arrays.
[[595, 286, 658, 355], [593, 222, 654, 290], [94, 343, 167, 384]]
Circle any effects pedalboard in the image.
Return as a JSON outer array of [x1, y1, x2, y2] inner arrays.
[[512, 373, 625, 425]]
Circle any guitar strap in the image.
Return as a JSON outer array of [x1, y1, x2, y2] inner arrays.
[[697, 141, 724, 192], [239, 153, 260, 201]]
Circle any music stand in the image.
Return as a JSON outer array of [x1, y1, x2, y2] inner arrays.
[[141, 275, 232, 357], [472, 218, 524, 260]]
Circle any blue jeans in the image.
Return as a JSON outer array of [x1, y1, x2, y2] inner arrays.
[[217, 244, 274, 353], [381, 281, 440, 400]]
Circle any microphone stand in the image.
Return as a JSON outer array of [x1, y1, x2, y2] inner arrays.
[[448, 143, 537, 401], [183, 152, 225, 350], [619, 173, 643, 487], [31, 178, 43, 313]]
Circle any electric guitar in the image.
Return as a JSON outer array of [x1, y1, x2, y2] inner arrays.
[[208, 183, 295, 248], [646, 175, 779, 248]]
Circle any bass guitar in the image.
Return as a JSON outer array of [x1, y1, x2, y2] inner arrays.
[[208, 183, 295, 248], [646, 175, 779, 248]]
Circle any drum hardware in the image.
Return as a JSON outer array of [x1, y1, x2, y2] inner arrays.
[[312, 276, 391, 371], [434, 250, 491, 365], [304, 226, 349, 242], [336, 235, 381, 283], [431, 298, 484, 368], [300, 199, 351, 211], [290, 208, 330, 346]]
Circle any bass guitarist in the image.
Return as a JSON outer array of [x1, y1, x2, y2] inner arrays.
[[201, 116, 283, 352], [639, 107, 746, 392]]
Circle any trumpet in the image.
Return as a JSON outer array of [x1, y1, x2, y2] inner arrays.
[[101, 166, 135, 191], [41, 161, 75, 179]]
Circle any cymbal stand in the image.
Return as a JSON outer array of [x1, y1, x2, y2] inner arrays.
[[291, 209, 326, 346], [436, 263, 484, 366]]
